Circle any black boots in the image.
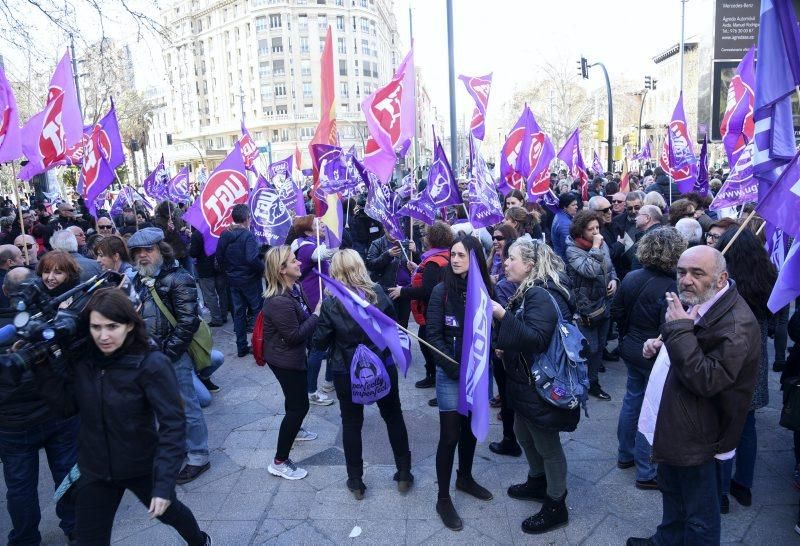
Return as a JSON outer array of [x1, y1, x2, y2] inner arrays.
[[394, 451, 414, 492], [436, 496, 463, 531], [415, 374, 435, 388], [521, 492, 569, 534], [507, 474, 547, 502], [455, 470, 493, 500], [489, 437, 522, 457], [346, 477, 366, 500]]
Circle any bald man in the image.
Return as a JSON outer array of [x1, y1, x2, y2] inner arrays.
[[630, 246, 760, 546], [13, 234, 38, 267], [0, 244, 24, 308]]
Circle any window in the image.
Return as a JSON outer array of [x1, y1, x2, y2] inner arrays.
[[361, 18, 369, 32], [261, 85, 273, 99], [337, 37, 346, 54], [273, 60, 284, 75], [303, 82, 312, 97], [269, 14, 281, 28], [258, 39, 269, 55], [271, 37, 283, 53], [275, 84, 286, 97], [255, 16, 267, 32], [255, 131, 263, 140], [301, 60, 311, 76], [339, 59, 347, 76], [336, 15, 344, 30], [281, 129, 289, 142], [319, 38, 325, 53], [259, 62, 270, 78], [317, 14, 327, 30], [371, 41, 377, 57], [230, 135, 238, 146], [363, 62, 371, 77], [298, 14, 308, 31], [300, 36, 309, 53], [361, 39, 369, 56], [339, 82, 349, 97], [215, 137, 224, 149], [300, 126, 314, 139], [263, 106, 273, 116], [276, 106, 288, 115]]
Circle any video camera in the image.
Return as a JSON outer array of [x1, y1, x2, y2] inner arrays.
[[0, 271, 128, 368]]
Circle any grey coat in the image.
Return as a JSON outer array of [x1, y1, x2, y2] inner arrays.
[[565, 237, 618, 318]]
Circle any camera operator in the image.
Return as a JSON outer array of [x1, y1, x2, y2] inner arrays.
[[29, 288, 211, 545], [0, 267, 79, 545]]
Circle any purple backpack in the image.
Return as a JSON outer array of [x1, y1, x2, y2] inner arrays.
[[350, 344, 391, 405]]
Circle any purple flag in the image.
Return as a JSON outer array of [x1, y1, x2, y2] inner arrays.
[[109, 186, 137, 218], [721, 45, 755, 166], [709, 143, 758, 211], [240, 121, 260, 174], [143, 155, 171, 202], [753, 0, 800, 192], [556, 128, 589, 201], [312, 144, 358, 196], [316, 271, 413, 376], [397, 173, 415, 199], [249, 175, 291, 246], [427, 136, 461, 207], [268, 154, 305, 216], [468, 138, 504, 229], [458, 73, 492, 141], [183, 143, 249, 255], [632, 140, 652, 161], [168, 167, 191, 203], [768, 240, 800, 313], [756, 149, 800, 238], [591, 151, 604, 176], [694, 135, 710, 196], [357, 157, 405, 240], [0, 64, 22, 162], [398, 189, 437, 225], [667, 93, 698, 194], [267, 154, 293, 182], [18, 51, 83, 180], [81, 104, 125, 217], [457, 250, 492, 441], [537, 188, 560, 216]]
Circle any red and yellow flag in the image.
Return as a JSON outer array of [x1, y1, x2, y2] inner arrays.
[[309, 27, 337, 214]]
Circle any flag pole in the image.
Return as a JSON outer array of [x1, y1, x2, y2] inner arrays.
[[396, 322, 458, 366], [721, 209, 758, 255], [7, 162, 29, 265], [756, 221, 766, 236], [446, 0, 458, 174], [315, 218, 323, 300]]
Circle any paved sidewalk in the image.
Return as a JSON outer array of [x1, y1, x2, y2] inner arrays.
[[1, 323, 797, 545]]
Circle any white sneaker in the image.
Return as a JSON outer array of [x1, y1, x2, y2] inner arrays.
[[294, 428, 318, 441], [268, 458, 308, 480], [321, 380, 335, 393], [308, 391, 334, 406]]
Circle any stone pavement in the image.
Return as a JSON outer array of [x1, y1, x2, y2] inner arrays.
[[2, 323, 797, 545]]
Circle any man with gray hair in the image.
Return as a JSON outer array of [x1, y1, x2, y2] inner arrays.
[[0, 244, 24, 308], [49, 230, 102, 282], [674, 218, 703, 247], [611, 191, 646, 278], [628, 246, 760, 546]]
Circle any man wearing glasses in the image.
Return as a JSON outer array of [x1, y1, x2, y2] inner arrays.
[[50, 202, 80, 230], [611, 191, 646, 278], [13, 235, 38, 267], [611, 192, 627, 218], [96, 217, 116, 234]]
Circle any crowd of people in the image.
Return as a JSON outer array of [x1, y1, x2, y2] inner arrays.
[[0, 163, 796, 544]]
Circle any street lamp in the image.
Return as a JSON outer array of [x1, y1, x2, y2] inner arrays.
[[638, 76, 657, 149], [166, 134, 207, 169]]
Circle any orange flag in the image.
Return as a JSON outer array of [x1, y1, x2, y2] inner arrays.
[[309, 27, 337, 214]]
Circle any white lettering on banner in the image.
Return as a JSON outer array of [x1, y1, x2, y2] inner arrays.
[[204, 172, 248, 233], [465, 289, 489, 405], [791, 176, 800, 198], [41, 113, 64, 156]]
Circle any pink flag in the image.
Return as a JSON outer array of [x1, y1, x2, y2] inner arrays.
[[18, 51, 82, 180], [81, 103, 125, 215], [183, 143, 249, 255], [458, 73, 492, 141], [361, 47, 415, 182], [240, 121, 260, 174], [0, 64, 22, 162]]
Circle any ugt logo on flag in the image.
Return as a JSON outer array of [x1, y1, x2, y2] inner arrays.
[[202, 169, 248, 234]]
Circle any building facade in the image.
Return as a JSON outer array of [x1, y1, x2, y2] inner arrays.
[[158, 0, 404, 178]]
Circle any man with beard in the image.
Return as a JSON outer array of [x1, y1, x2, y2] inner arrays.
[[128, 227, 211, 484], [628, 246, 760, 546]]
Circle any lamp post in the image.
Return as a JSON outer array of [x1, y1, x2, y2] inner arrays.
[[170, 137, 207, 169]]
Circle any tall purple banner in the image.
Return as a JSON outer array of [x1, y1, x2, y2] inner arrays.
[[249, 175, 291, 246]]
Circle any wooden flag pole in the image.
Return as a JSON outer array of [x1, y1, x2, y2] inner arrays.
[[8, 162, 29, 265], [396, 322, 458, 366], [721, 209, 757, 255]]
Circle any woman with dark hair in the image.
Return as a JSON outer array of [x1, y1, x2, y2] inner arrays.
[[667, 198, 696, 226], [551, 192, 579, 261], [152, 201, 189, 268], [504, 189, 526, 210], [487, 223, 518, 283], [565, 210, 618, 400], [611, 227, 686, 490], [95, 235, 132, 274], [31, 288, 211, 545], [426, 234, 494, 531], [36, 250, 80, 297], [504, 206, 543, 241], [715, 228, 777, 512]]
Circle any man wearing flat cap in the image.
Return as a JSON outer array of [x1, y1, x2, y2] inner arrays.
[[128, 227, 211, 484]]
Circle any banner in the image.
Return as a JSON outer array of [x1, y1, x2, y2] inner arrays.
[[468, 139, 504, 229], [667, 92, 698, 193], [458, 72, 492, 141], [721, 45, 756, 166], [240, 121, 260, 174], [427, 136, 461, 208], [249, 175, 291, 246], [694, 135, 710, 196], [142, 155, 170, 202], [709, 142, 758, 210], [168, 167, 191, 203], [81, 103, 125, 216], [556, 128, 589, 200], [0, 64, 22, 162]]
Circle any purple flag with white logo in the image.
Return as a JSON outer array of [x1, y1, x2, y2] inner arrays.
[[427, 136, 461, 208], [143, 155, 171, 202], [80, 102, 125, 216], [268, 154, 305, 217], [468, 138, 504, 229], [709, 143, 758, 211], [355, 156, 405, 240], [457, 250, 491, 441], [397, 173, 415, 199], [768, 239, 800, 313], [592, 151, 604, 176], [694, 135, 710, 196], [18, 51, 83, 180], [0, 64, 22, 162], [556, 128, 589, 201], [240, 121, 260, 174], [183, 143, 250, 255], [312, 144, 358, 196], [168, 167, 191, 203], [398, 189, 437, 225], [316, 271, 413, 376], [249, 174, 291, 246], [537, 188, 561, 216], [109, 186, 137, 218], [667, 93, 697, 194], [458, 73, 492, 141], [501, 105, 553, 195], [632, 140, 651, 161], [756, 149, 800, 238], [721, 45, 755, 167]]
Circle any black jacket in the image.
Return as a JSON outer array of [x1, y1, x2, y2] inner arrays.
[[653, 281, 761, 466], [133, 262, 199, 361], [216, 226, 264, 283], [645, 175, 680, 204], [495, 279, 580, 432], [311, 283, 396, 374], [366, 236, 408, 290], [262, 288, 318, 371], [189, 228, 218, 278], [33, 347, 185, 499], [611, 267, 676, 370], [425, 280, 466, 380]]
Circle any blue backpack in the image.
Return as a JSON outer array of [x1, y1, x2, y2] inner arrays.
[[522, 287, 590, 415]]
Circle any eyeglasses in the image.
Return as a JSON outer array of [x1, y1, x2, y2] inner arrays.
[[706, 232, 721, 241], [16, 243, 34, 250], [597, 207, 612, 214], [492, 236, 505, 241], [98, 224, 114, 230], [612, 199, 626, 204], [627, 205, 642, 212]]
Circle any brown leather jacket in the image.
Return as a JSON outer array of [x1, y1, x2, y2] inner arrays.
[[652, 281, 760, 467], [262, 289, 318, 371]]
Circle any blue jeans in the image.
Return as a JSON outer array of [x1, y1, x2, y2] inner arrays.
[[617, 363, 656, 481], [174, 353, 210, 466], [654, 460, 720, 546], [718, 410, 757, 494], [0, 416, 80, 545], [578, 316, 609, 385], [306, 348, 330, 394], [230, 279, 263, 352], [194, 350, 224, 408]]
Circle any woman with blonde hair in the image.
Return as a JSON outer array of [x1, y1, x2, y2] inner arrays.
[[492, 238, 578, 534], [311, 249, 412, 499], [261, 245, 321, 481]]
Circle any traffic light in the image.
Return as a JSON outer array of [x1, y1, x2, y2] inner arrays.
[[645, 76, 657, 90], [594, 119, 606, 141], [613, 146, 623, 161], [577, 57, 589, 79]]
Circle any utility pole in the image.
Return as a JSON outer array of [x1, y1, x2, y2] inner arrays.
[[446, 0, 457, 172], [579, 57, 613, 172], [679, 0, 687, 93], [639, 76, 657, 148], [69, 34, 83, 118], [409, 7, 420, 179]]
